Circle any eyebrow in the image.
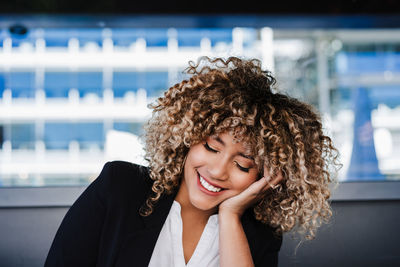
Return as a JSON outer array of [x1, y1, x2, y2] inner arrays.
[[213, 136, 255, 161]]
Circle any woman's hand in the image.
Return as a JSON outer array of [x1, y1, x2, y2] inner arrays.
[[218, 166, 283, 218], [218, 166, 283, 267]]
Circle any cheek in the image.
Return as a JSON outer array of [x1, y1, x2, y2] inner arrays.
[[185, 145, 208, 167], [231, 172, 258, 191]]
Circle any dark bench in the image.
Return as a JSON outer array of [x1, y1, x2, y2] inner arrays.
[[1, 183, 399, 267]]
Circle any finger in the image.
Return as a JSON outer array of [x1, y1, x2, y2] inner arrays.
[[232, 178, 268, 204], [245, 177, 269, 195], [261, 169, 284, 192], [258, 177, 275, 194], [239, 178, 269, 205], [252, 177, 275, 198], [271, 171, 284, 189]]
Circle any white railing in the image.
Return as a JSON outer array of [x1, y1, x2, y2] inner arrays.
[[0, 27, 274, 183]]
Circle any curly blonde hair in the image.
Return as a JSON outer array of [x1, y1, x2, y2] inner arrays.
[[142, 56, 339, 239]]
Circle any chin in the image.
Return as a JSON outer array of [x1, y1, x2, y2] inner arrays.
[[188, 192, 221, 213]]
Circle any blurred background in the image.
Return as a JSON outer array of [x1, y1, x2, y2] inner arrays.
[[0, 1, 400, 266], [1, 14, 400, 185]]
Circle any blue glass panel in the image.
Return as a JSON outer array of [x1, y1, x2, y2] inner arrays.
[[0, 73, 5, 97], [207, 28, 232, 46], [336, 52, 400, 75], [242, 28, 257, 48], [11, 124, 35, 149], [44, 122, 105, 149], [7, 72, 35, 98], [74, 29, 103, 47], [111, 29, 141, 47], [113, 71, 168, 97], [369, 86, 400, 109], [177, 29, 207, 47], [144, 71, 169, 97], [43, 29, 72, 47], [44, 123, 72, 149], [112, 72, 139, 97], [76, 72, 103, 97], [176, 28, 233, 47], [0, 29, 5, 47], [139, 29, 169, 47], [43, 28, 103, 47], [75, 123, 104, 149], [44, 72, 73, 98], [334, 87, 400, 111], [111, 28, 169, 47], [114, 122, 144, 136]]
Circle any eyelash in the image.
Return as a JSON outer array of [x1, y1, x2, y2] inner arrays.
[[236, 163, 250, 173], [203, 142, 218, 153], [203, 142, 250, 173]]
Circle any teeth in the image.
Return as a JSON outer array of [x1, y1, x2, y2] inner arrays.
[[199, 175, 222, 192]]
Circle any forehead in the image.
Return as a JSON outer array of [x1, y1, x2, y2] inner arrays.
[[211, 132, 253, 154]]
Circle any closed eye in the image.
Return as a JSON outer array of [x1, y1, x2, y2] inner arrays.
[[235, 162, 250, 173], [203, 142, 218, 153]]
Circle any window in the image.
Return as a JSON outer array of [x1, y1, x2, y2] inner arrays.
[[1, 17, 399, 187]]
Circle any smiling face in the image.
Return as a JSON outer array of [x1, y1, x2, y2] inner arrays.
[[175, 132, 259, 214]]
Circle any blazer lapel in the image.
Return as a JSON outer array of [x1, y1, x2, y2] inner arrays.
[[142, 191, 177, 228], [115, 191, 177, 267]]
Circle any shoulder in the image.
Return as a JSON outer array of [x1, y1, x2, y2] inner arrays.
[[93, 161, 153, 206], [98, 160, 151, 185], [101, 160, 151, 182]]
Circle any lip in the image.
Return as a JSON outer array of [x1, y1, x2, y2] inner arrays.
[[196, 171, 225, 196]]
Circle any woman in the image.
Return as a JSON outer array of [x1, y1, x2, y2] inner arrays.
[[45, 57, 339, 267]]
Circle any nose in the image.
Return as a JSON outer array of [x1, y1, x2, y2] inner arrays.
[[207, 155, 229, 181]]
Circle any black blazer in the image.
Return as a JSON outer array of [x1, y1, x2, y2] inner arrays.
[[45, 161, 282, 267]]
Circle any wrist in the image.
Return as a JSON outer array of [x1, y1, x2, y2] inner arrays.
[[218, 209, 242, 222]]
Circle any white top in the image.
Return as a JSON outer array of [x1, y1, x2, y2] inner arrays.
[[148, 201, 220, 267]]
